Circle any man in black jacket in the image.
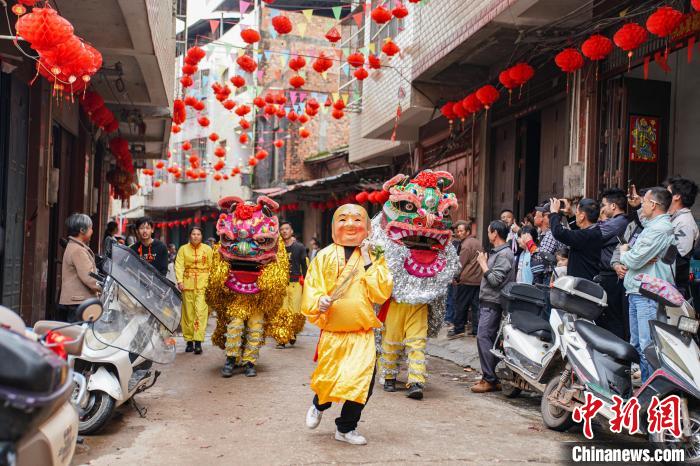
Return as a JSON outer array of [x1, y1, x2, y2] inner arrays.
[[130, 217, 169, 276], [549, 198, 602, 281], [598, 189, 630, 340]]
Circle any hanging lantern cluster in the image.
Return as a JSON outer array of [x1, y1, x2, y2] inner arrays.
[[355, 190, 390, 205], [80, 91, 118, 133]]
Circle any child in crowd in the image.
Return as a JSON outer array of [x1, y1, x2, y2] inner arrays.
[[552, 248, 569, 284]]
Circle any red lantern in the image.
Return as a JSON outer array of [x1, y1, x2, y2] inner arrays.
[[186, 46, 206, 62], [289, 56, 306, 71], [213, 173, 222, 181], [188, 154, 199, 165], [476, 85, 499, 109], [371, 6, 392, 24], [440, 102, 457, 121], [307, 99, 320, 111], [223, 99, 236, 110], [241, 28, 261, 44], [272, 15, 293, 34], [613, 23, 648, 57], [274, 139, 284, 148], [235, 104, 251, 116], [325, 27, 341, 43], [333, 99, 346, 110], [347, 52, 365, 68], [298, 114, 309, 124], [312, 53, 333, 73], [299, 128, 311, 138], [264, 104, 277, 115], [231, 167, 241, 175], [693, 0, 700, 12], [16, 7, 74, 51], [155, 160, 165, 169], [378, 190, 390, 203], [332, 109, 345, 120], [353, 67, 369, 81], [287, 110, 299, 122], [214, 160, 225, 171], [248, 157, 258, 167], [230, 75, 246, 88], [499, 69, 517, 90], [276, 107, 286, 119], [197, 116, 210, 127], [255, 149, 269, 160], [214, 146, 226, 158], [240, 119, 251, 129], [253, 96, 266, 108], [171, 124, 181, 134], [198, 171, 207, 180], [355, 191, 369, 203], [646, 6, 683, 38], [462, 93, 483, 114], [392, 2, 409, 19], [183, 95, 197, 107], [154, 180, 162, 188], [275, 93, 287, 105], [182, 141, 192, 151], [453, 102, 467, 121], [182, 64, 197, 75], [81, 91, 104, 114], [193, 100, 205, 111], [508, 62, 534, 87], [368, 54, 381, 69], [180, 75, 194, 88], [555, 48, 584, 73], [325, 200, 336, 210], [209, 132, 220, 142], [237, 55, 257, 73], [581, 34, 613, 61], [289, 75, 305, 88], [239, 133, 249, 145], [382, 39, 400, 57]]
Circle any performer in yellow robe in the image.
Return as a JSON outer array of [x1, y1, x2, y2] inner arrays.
[[175, 226, 213, 354], [302, 204, 392, 445]]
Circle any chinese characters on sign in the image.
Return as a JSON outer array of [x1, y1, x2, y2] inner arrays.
[[572, 394, 682, 439], [629, 115, 659, 163]]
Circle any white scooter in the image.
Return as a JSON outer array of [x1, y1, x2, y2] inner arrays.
[[1, 299, 102, 466], [71, 243, 182, 434]]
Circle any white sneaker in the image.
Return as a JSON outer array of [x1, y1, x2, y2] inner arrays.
[[305, 405, 322, 429], [334, 429, 367, 445]]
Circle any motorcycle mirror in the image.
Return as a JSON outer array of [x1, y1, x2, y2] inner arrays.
[[78, 298, 104, 322]]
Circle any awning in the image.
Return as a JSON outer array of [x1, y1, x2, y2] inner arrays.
[[253, 165, 392, 200]]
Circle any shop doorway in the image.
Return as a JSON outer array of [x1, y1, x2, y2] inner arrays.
[[516, 113, 541, 220]]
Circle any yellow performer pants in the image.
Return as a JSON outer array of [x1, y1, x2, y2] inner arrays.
[[181, 290, 209, 342], [380, 302, 428, 386], [225, 309, 265, 365]]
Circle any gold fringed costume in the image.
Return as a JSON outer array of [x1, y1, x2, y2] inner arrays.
[[301, 244, 393, 404], [264, 281, 306, 345], [206, 240, 288, 361]]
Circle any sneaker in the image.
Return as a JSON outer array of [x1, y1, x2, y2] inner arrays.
[[243, 363, 257, 377], [305, 405, 322, 429], [194, 342, 202, 355], [220, 357, 236, 378], [447, 329, 465, 339], [185, 341, 194, 353], [335, 429, 367, 445], [406, 383, 424, 400], [383, 379, 396, 392]]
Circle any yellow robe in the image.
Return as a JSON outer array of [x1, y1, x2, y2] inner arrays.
[[301, 244, 392, 405], [175, 243, 213, 342]]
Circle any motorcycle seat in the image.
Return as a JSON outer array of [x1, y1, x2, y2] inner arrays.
[[574, 320, 639, 363], [510, 311, 553, 342]]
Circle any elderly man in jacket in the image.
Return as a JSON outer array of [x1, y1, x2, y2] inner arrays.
[[619, 187, 675, 382], [448, 220, 484, 338], [471, 220, 515, 394]]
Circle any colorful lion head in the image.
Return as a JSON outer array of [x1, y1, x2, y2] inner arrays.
[[381, 170, 458, 277], [216, 195, 280, 294]]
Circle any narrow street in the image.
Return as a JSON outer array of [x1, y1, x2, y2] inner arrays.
[[73, 323, 576, 466]]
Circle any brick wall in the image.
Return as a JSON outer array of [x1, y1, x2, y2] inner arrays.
[[258, 10, 349, 184]]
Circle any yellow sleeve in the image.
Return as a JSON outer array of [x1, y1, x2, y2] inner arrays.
[[205, 245, 214, 271], [362, 255, 393, 305], [301, 252, 329, 329], [175, 246, 186, 283]]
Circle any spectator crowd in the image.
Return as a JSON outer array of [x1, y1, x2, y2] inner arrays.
[[444, 176, 699, 392]]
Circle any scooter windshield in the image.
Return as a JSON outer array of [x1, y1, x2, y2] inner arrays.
[[87, 279, 177, 364], [103, 244, 181, 333]]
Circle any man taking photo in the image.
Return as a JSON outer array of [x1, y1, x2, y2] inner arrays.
[[549, 198, 602, 281]]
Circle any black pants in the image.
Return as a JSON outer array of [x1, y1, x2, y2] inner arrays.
[[597, 274, 629, 342], [56, 304, 80, 323], [453, 284, 480, 334], [476, 304, 502, 383], [313, 365, 376, 433]]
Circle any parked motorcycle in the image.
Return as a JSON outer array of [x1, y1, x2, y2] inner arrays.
[[72, 242, 181, 434], [0, 299, 103, 466], [541, 274, 700, 461]]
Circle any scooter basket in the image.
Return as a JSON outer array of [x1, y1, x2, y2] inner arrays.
[[500, 283, 547, 315], [0, 328, 72, 442], [550, 276, 606, 320]]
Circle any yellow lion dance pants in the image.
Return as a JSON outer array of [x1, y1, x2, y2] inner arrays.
[[225, 309, 265, 365], [181, 290, 209, 342], [380, 302, 428, 386]]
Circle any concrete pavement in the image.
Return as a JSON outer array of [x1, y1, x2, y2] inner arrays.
[[72, 321, 579, 466]]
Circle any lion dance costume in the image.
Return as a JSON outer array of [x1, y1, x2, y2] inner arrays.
[[371, 170, 459, 400], [205, 196, 288, 377], [302, 204, 392, 444]]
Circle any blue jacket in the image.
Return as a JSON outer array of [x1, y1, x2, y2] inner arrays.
[[620, 213, 674, 294]]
